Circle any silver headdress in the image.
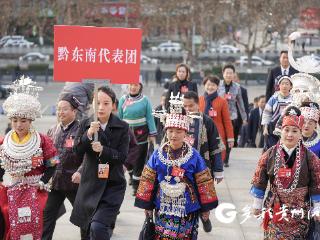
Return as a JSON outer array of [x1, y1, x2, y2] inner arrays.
[[288, 32, 320, 74], [3, 76, 43, 120], [273, 33, 320, 136], [153, 92, 200, 131], [287, 32, 320, 107]]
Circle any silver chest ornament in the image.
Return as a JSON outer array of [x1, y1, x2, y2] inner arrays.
[[158, 143, 193, 218], [159, 175, 187, 218]]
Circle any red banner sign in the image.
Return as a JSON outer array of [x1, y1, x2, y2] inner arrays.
[[54, 25, 142, 83], [300, 8, 320, 29]]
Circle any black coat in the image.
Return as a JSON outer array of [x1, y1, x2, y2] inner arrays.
[[247, 107, 263, 147], [240, 86, 249, 117], [154, 104, 165, 145], [165, 80, 198, 109], [265, 66, 298, 101], [70, 114, 129, 230], [199, 114, 223, 172], [236, 86, 249, 121]]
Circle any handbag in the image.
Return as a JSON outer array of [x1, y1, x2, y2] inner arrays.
[[138, 215, 155, 240]]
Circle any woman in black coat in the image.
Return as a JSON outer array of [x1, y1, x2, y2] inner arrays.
[[70, 86, 129, 240], [165, 63, 198, 109]]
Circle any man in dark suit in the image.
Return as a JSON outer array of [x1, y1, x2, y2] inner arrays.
[[234, 73, 249, 147], [247, 95, 266, 148], [265, 50, 299, 101]]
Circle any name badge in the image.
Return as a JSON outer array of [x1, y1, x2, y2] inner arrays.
[[20, 234, 33, 240], [209, 109, 217, 117], [224, 93, 232, 100], [171, 166, 185, 178], [184, 135, 195, 146], [31, 155, 43, 168], [278, 167, 292, 178], [18, 206, 31, 223], [98, 163, 109, 179], [64, 137, 74, 148], [180, 85, 189, 93]]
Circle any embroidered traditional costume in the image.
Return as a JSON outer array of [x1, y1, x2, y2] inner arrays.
[[250, 108, 320, 239], [118, 86, 157, 194], [135, 93, 218, 239], [0, 77, 57, 240], [301, 103, 320, 157]]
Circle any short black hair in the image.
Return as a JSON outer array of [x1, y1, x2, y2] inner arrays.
[[280, 50, 288, 56], [97, 86, 116, 103], [258, 95, 266, 101], [203, 75, 220, 86], [183, 91, 199, 103], [222, 64, 235, 73]]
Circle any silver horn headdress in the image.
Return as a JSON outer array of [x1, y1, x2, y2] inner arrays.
[[3, 76, 43, 120]]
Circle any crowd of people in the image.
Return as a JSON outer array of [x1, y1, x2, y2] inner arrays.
[[0, 35, 320, 240]]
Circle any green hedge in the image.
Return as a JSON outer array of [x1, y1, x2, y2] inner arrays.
[[0, 63, 51, 75]]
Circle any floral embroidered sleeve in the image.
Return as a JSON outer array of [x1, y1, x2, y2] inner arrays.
[[40, 134, 58, 184], [194, 153, 218, 212], [135, 151, 158, 210], [250, 149, 271, 208]]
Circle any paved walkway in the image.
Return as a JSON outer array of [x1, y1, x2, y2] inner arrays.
[[52, 148, 264, 240], [0, 77, 267, 240]]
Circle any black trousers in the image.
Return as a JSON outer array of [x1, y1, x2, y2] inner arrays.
[[225, 142, 231, 164], [132, 143, 149, 180], [42, 189, 86, 240], [232, 118, 242, 147], [88, 184, 126, 240], [224, 119, 241, 164], [238, 124, 248, 148]]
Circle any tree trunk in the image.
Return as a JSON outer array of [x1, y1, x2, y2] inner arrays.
[[247, 51, 253, 69]]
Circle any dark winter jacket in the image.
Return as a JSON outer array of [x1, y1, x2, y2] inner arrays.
[[165, 80, 198, 109], [47, 120, 83, 192], [70, 114, 129, 230]]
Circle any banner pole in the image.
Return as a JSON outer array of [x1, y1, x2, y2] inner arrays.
[[82, 79, 109, 142]]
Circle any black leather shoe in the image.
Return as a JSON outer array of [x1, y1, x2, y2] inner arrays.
[[200, 216, 212, 232], [132, 179, 139, 196], [132, 188, 137, 196], [128, 178, 133, 185], [224, 162, 229, 168]]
